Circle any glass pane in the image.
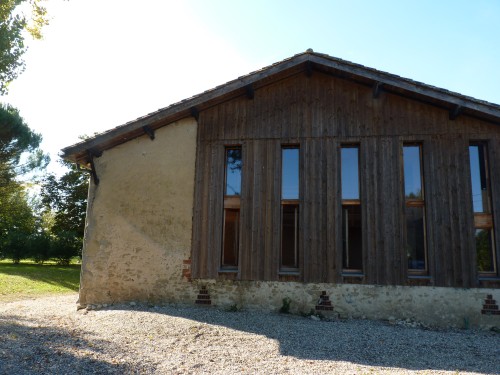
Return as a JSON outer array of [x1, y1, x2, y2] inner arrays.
[[342, 205, 362, 270], [222, 209, 239, 267], [469, 145, 489, 213], [341, 147, 359, 200], [406, 206, 426, 270], [476, 229, 495, 273], [403, 146, 422, 199], [225, 148, 242, 196], [281, 204, 299, 268], [282, 148, 299, 199]]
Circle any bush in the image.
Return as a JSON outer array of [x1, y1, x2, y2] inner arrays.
[[49, 230, 82, 265]]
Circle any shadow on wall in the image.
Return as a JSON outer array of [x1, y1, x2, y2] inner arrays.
[[0, 315, 132, 374], [107, 303, 499, 374]]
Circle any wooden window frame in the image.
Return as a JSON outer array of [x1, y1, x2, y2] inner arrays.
[[469, 141, 497, 277], [280, 146, 300, 273], [341, 145, 363, 274], [403, 143, 428, 276], [220, 146, 241, 272]]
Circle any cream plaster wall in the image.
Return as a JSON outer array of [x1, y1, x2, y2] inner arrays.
[[192, 280, 499, 329], [79, 118, 198, 305]]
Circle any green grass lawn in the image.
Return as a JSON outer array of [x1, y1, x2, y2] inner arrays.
[[0, 259, 80, 302]]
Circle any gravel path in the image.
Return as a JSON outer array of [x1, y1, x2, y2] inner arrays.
[[0, 294, 499, 374]]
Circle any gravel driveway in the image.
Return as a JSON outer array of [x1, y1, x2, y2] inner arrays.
[[0, 294, 499, 374]]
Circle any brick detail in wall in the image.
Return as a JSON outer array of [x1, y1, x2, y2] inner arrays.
[[315, 291, 334, 311], [195, 285, 211, 305], [182, 259, 191, 281], [481, 294, 500, 315]]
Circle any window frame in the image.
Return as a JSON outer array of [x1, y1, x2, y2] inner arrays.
[[340, 144, 363, 274], [220, 146, 242, 272], [402, 143, 428, 276], [280, 145, 300, 273], [469, 141, 497, 277]]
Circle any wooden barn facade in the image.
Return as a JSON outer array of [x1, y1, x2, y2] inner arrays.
[[62, 51, 500, 327]]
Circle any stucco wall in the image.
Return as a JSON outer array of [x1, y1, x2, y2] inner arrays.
[[192, 280, 500, 329], [79, 118, 198, 305]]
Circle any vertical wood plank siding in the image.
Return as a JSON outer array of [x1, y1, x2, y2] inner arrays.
[[191, 71, 500, 287]]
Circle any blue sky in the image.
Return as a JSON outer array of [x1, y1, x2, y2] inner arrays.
[[3, 0, 500, 173]]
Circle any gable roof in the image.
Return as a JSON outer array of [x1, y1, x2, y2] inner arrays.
[[61, 50, 500, 166]]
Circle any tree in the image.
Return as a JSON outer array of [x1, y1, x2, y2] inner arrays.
[[41, 160, 89, 262], [0, 103, 48, 183], [0, 181, 35, 262], [0, 103, 48, 262], [0, 0, 49, 95]]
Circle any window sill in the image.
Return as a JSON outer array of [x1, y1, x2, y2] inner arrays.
[[218, 268, 238, 273], [278, 270, 300, 276], [341, 272, 364, 277], [478, 276, 500, 281], [408, 274, 431, 279]]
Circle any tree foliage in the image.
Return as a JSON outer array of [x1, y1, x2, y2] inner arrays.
[[39, 161, 89, 263], [0, 103, 48, 185], [0, 0, 49, 95]]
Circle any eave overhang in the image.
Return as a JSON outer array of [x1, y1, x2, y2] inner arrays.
[[61, 51, 500, 167]]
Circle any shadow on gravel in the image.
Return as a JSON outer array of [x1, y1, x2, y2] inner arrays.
[[0, 315, 129, 374], [125, 304, 499, 374]]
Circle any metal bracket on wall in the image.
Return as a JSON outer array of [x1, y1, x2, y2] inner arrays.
[[245, 84, 254, 100], [373, 82, 384, 99], [143, 125, 155, 140], [449, 105, 463, 120], [190, 106, 199, 121], [305, 61, 313, 77], [86, 149, 101, 185]]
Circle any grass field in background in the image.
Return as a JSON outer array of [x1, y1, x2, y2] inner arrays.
[[0, 259, 80, 302]]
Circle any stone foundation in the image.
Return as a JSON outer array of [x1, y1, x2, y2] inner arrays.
[[191, 279, 500, 329]]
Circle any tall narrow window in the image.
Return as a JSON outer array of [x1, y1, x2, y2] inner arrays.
[[403, 144, 427, 273], [341, 146, 362, 272], [469, 143, 496, 275], [221, 147, 242, 270], [281, 147, 299, 271]]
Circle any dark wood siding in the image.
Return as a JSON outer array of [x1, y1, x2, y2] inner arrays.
[[191, 71, 500, 287]]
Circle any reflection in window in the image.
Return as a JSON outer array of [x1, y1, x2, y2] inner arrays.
[[341, 146, 362, 272], [222, 209, 239, 267], [341, 147, 359, 200], [281, 205, 299, 268], [222, 147, 242, 270], [342, 205, 362, 270], [403, 146, 423, 199], [406, 206, 426, 270], [476, 229, 495, 273], [281, 147, 300, 270], [225, 148, 242, 196], [469, 143, 496, 276], [282, 148, 299, 199], [403, 144, 427, 273], [469, 145, 489, 213]]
